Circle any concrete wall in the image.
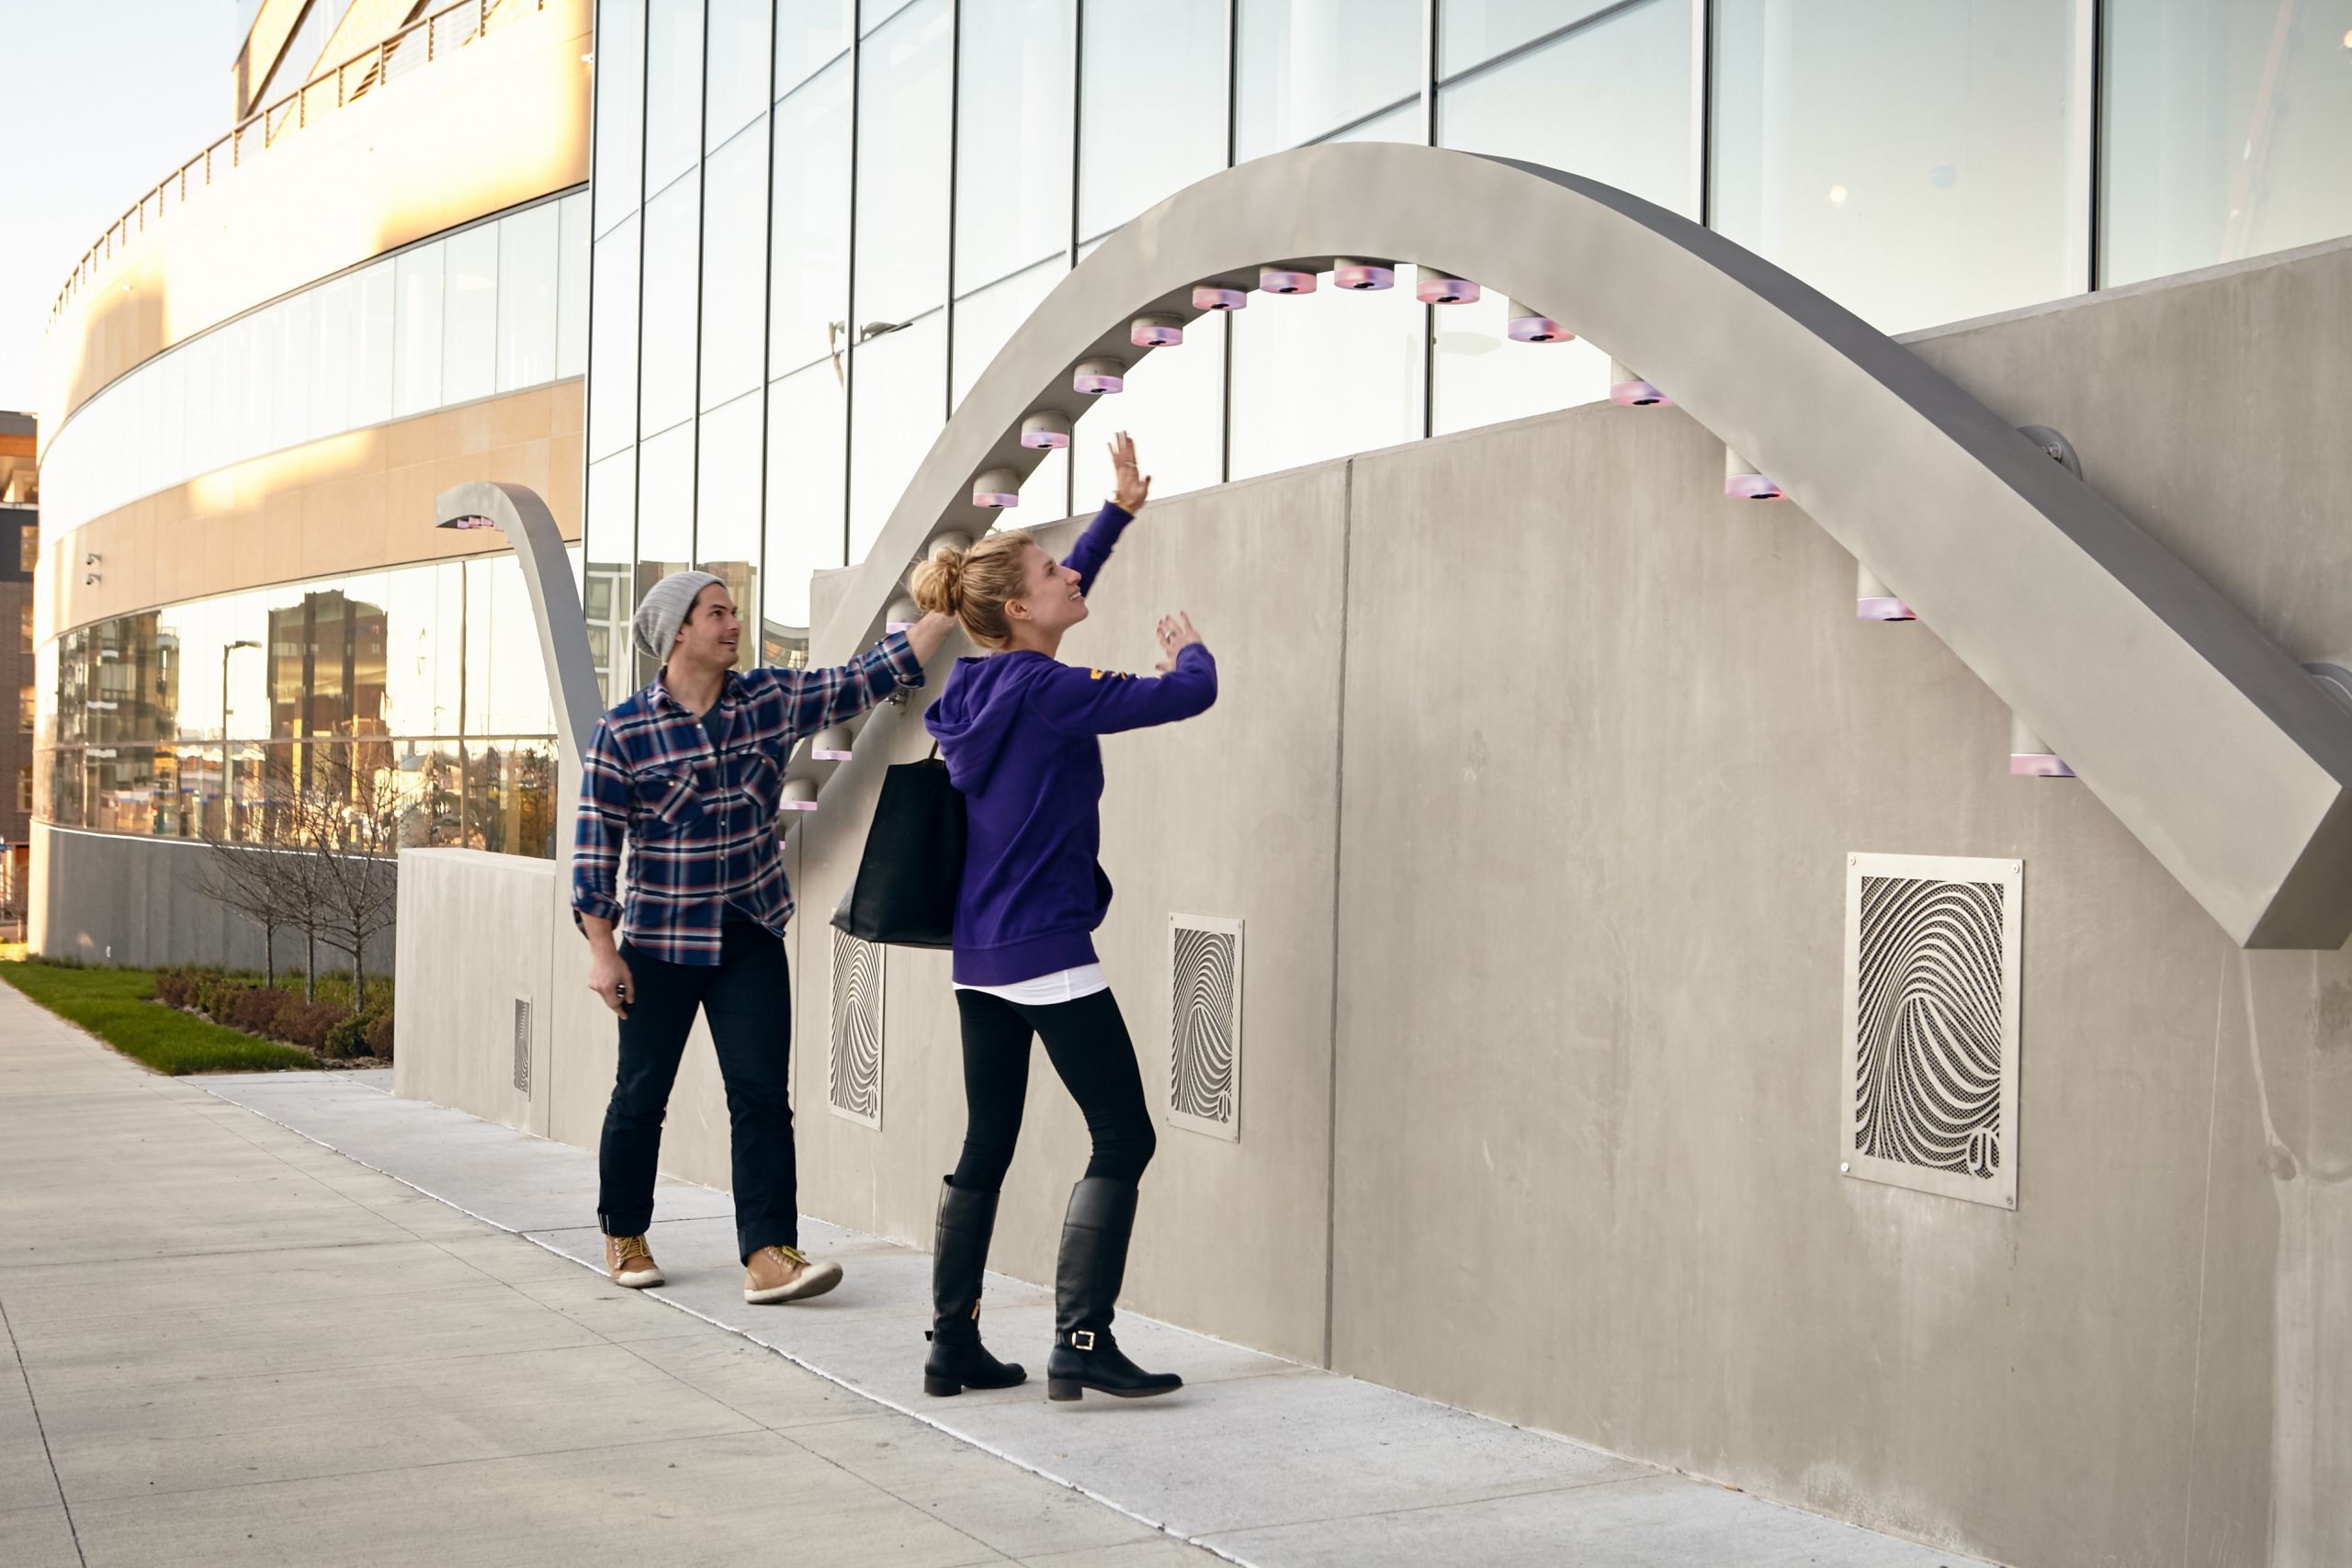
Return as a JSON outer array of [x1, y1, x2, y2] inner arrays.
[[394, 238, 2352, 1568], [34, 818, 395, 978]]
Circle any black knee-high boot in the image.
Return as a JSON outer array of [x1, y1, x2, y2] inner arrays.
[[1045, 1177, 1182, 1402], [923, 1176, 1026, 1396]]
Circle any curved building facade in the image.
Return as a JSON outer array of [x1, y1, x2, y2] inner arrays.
[[31, 0, 594, 964]]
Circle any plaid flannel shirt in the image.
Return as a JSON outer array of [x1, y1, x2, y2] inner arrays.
[[571, 633, 923, 965]]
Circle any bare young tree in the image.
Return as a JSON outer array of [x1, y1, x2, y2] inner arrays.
[[188, 813, 297, 988], [288, 757, 403, 1015]]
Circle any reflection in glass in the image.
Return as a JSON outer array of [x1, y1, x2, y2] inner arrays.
[[444, 224, 500, 405], [593, 0, 647, 231], [1229, 273, 1421, 480], [584, 453, 639, 704], [277, 293, 314, 452], [558, 191, 593, 378], [498, 202, 561, 392], [589, 215, 642, 459], [763, 359, 850, 663], [770, 60, 855, 378], [854, 0, 954, 327], [779, 0, 854, 96], [636, 422, 697, 681], [312, 276, 356, 436], [466, 558, 557, 738], [639, 177, 703, 437], [705, 0, 773, 149], [2101, 0, 2352, 287], [393, 242, 446, 418], [1712, 0, 2077, 333], [951, 257, 1067, 407], [696, 390, 766, 669], [642, 0, 706, 196], [1440, 0, 1693, 216], [353, 259, 396, 428], [1236, 0, 1420, 159], [1439, 0, 1627, 77], [701, 123, 771, 409], [1078, 0, 1228, 242], [956, 0, 1074, 293], [848, 309, 945, 560]]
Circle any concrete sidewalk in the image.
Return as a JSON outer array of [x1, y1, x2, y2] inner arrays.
[[1, 984, 1993, 1567]]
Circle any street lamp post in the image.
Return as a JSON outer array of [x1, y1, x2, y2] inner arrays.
[[222, 639, 258, 839]]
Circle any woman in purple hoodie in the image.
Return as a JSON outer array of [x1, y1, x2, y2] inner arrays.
[[908, 434, 1216, 1403]]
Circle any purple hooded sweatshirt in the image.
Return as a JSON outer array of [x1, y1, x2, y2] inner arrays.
[[923, 502, 1218, 987]]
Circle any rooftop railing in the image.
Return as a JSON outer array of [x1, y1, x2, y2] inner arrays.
[[49, 0, 552, 327]]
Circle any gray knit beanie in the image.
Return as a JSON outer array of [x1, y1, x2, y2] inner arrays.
[[632, 570, 725, 665]]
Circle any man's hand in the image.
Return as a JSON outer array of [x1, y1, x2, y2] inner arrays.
[[582, 918, 632, 1018], [1154, 612, 1202, 671], [1109, 432, 1152, 514], [903, 609, 958, 664]]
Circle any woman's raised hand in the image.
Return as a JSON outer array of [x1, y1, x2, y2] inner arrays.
[[1154, 612, 1203, 671], [1109, 432, 1152, 514]]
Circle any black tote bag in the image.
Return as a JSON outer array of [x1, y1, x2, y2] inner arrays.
[[829, 753, 966, 949]]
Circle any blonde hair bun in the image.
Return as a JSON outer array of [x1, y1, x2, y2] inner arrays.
[[906, 529, 1036, 649], [909, 541, 968, 617]]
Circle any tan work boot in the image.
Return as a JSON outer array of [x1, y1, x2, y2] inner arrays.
[[744, 1244, 842, 1304], [605, 1234, 665, 1289]]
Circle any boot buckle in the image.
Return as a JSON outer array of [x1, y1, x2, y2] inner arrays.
[[1069, 1330, 1095, 1351]]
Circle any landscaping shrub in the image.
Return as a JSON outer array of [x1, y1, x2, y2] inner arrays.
[[273, 998, 344, 1049], [232, 986, 291, 1036], [153, 968, 197, 1009], [322, 1015, 372, 1059], [200, 978, 242, 1026], [364, 1010, 395, 1062]]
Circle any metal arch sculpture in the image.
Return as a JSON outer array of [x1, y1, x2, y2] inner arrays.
[[435, 479, 604, 775], [800, 142, 2352, 950]]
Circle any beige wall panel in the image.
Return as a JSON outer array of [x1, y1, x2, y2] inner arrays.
[[51, 382, 582, 634], [44, 0, 591, 437]]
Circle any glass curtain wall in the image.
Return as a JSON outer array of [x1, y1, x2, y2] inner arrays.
[[582, 0, 2352, 654], [37, 556, 562, 860]]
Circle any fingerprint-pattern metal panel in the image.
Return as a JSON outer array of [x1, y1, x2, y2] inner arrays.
[[829, 931, 884, 1130], [1841, 853, 2021, 1209], [1169, 915, 1244, 1142]]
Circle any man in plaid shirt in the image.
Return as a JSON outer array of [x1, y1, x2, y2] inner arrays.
[[574, 569, 953, 1303]]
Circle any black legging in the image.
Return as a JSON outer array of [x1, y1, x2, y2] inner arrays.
[[951, 987, 1157, 1191]]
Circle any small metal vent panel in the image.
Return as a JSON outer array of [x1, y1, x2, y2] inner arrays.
[[1169, 914, 1244, 1142], [829, 931, 885, 1129], [1841, 853, 2021, 1210], [512, 998, 532, 1094]]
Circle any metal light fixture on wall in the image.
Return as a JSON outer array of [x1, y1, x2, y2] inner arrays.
[[1073, 356, 1125, 393], [1724, 449, 1783, 501], [1333, 258, 1394, 290], [1020, 411, 1071, 449], [781, 778, 820, 814], [1259, 265, 1316, 295], [1192, 284, 1248, 311], [2008, 713, 2075, 778], [1855, 564, 1915, 621], [886, 595, 920, 633], [1415, 270, 1479, 304], [1609, 356, 1670, 406], [811, 725, 855, 762], [972, 468, 1021, 509]]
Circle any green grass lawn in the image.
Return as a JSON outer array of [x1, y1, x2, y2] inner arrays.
[[1, 963, 317, 1076]]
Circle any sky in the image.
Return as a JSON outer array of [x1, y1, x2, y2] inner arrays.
[[0, 1, 234, 415]]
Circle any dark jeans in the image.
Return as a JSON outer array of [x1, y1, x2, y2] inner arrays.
[[951, 987, 1157, 1193], [598, 919, 797, 1261]]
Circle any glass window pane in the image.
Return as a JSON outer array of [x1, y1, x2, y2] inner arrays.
[[854, 0, 953, 326], [593, 0, 646, 231], [778, 0, 854, 97], [558, 191, 593, 378], [1068, 288, 1225, 503], [382, 562, 464, 739], [956, 0, 1074, 292], [1236, 0, 1420, 160], [1439, 0, 1627, 77], [466, 558, 555, 738], [497, 202, 561, 393], [1323, 97, 1423, 144], [2101, 0, 2352, 288], [311, 274, 355, 439], [706, 0, 773, 149], [770, 58, 854, 377], [1229, 276, 1421, 479], [393, 243, 445, 417], [275, 293, 312, 452], [643, 0, 705, 196], [1711, 0, 2078, 333], [584, 452, 639, 704], [695, 389, 765, 668], [246, 305, 280, 454], [635, 422, 697, 681], [1439, 0, 1693, 217], [847, 309, 944, 559], [444, 225, 500, 405], [1078, 0, 1228, 241], [763, 358, 849, 660], [589, 214, 642, 458], [862, 0, 919, 33], [951, 255, 1066, 407], [639, 176, 702, 436], [352, 259, 395, 427], [701, 120, 771, 409]]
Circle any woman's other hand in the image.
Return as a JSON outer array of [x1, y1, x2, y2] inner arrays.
[[1154, 612, 1202, 671], [1110, 432, 1152, 514]]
